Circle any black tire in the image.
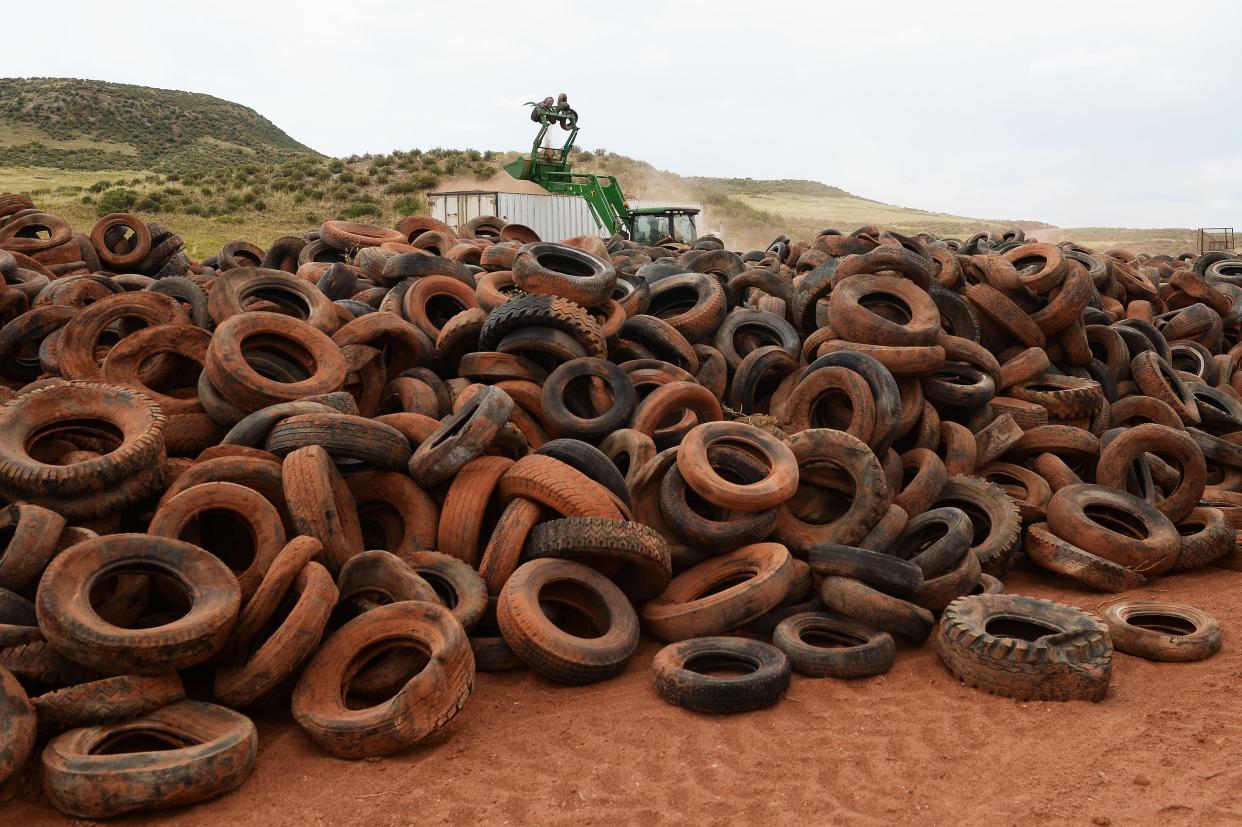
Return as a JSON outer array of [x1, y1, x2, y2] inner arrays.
[[264, 413, 412, 470], [929, 284, 980, 342], [772, 612, 894, 678], [535, 438, 632, 511], [660, 464, 776, 550], [316, 262, 358, 301], [807, 544, 922, 596], [479, 293, 606, 358], [888, 506, 971, 577], [799, 351, 902, 455], [712, 308, 800, 369], [652, 636, 790, 713], [1194, 250, 1234, 276], [524, 517, 671, 605], [541, 358, 636, 443], [144, 277, 210, 328], [937, 594, 1113, 701], [819, 576, 934, 642]]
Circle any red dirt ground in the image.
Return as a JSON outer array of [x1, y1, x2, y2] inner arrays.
[[8, 566, 1242, 825]]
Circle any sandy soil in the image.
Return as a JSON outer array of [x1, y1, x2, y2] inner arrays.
[[8, 566, 1242, 826]]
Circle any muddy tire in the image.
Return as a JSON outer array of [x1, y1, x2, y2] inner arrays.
[[652, 636, 790, 713], [41, 700, 258, 818], [498, 558, 639, 684], [772, 612, 895, 678], [291, 600, 474, 759], [936, 594, 1113, 701], [1102, 600, 1220, 662]]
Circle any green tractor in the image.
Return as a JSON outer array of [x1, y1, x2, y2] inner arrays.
[[503, 94, 701, 245]]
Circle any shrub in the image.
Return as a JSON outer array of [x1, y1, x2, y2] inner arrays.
[[95, 187, 139, 216], [343, 201, 381, 219], [393, 195, 425, 215]]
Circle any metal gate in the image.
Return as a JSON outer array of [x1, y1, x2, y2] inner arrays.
[[1198, 227, 1235, 253]]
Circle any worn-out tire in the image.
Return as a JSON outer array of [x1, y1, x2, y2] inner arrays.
[[936, 594, 1113, 702]]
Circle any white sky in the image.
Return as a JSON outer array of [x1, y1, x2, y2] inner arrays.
[[3, 0, 1240, 228]]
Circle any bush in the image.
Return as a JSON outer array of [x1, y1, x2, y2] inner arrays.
[[343, 201, 381, 219], [393, 195, 425, 215], [95, 187, 139, 216]]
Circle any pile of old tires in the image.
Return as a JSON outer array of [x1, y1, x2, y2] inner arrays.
[[0, 197, 1232, 815]]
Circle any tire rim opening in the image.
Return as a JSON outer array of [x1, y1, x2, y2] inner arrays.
[[1083, 503, 1150, 539], [179, 509, 257, 574], [539, 579, 610, 639], [92, 728, 193, 755], [985, 616, 1061, 642], [683, 651, 759, 678], [1125, 612, 1197, 636]]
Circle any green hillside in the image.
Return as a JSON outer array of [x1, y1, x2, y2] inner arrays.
[[0, 78, 319, 174]]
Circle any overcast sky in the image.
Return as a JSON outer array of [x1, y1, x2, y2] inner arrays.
[[3, 0, 1240, 228]]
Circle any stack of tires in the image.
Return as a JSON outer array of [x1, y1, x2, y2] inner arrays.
[[0, 198, 1233, 816]]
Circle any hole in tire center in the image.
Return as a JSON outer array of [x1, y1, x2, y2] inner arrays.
[[92, 729, 192, 755], [425, 294, 468, 329], [985, 616, 1061, 642], [1176, 518, 1207, 537], [136, 351, 202, 394], [562, 373, 614, 420], [536, 251, 595, 278], [179, 510, 257, 574], [90, 565, 191, 628], [984, 470, 1028, 501], [27, 418, 124, 460], [538, 579, 610, 639], [345, 640, 432, 708], [1083, 503, 1149, 539], [683, 651, 759, 678], [416, 570, 459, 609], [650, 285, 701, 318], [895, 521, 949, 561], [242, 287, 312, 320], [1126, 612, 1197, 636], [809, 388, 856, 431], [799, 627, 868, 649], [692, 571, 754, 600], [357, 502, 403, 551], [857, 292, 912, 325], [1171, 352, 1199, 373], [239, 334, 315, 383]]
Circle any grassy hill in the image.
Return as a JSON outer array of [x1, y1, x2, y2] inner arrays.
[[0, 79, 1204, 258], [0, 78, 318, 174]]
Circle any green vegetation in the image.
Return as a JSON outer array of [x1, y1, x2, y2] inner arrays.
[[0, 147, 501, 258], [0, 78, 318, 174]]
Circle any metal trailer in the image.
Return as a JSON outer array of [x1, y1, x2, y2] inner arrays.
[[427, 190, 609, 241], [428, 190, 709, 243]]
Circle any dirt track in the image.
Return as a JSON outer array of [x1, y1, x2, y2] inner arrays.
[[8, 566, 1242, 825]]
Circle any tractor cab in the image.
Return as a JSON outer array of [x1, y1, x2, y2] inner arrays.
[[628, 207, 700, 245]]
